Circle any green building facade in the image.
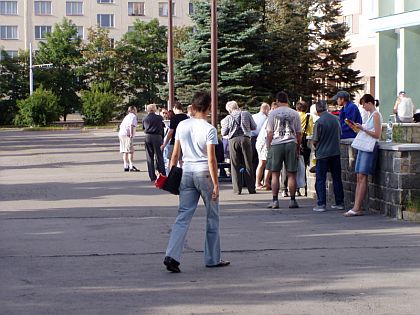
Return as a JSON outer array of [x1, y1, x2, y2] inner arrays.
[[371, 0, 420, 119]]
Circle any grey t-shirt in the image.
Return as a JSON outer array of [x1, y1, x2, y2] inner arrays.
[[266, 106, 302, 145], [312, 112, 341, 159]]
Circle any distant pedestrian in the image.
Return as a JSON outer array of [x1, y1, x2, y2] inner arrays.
[[265, 91, 302, 209], [344, 94, 382, 217], [311, 100, 344, 212], [142, 104, 166, 181], [252, 103, 270, 173], [160, 102, 189, 169], [334, 90, 362, 139], [164, 91, 230, 273], [221, 100, 257, 195], [118, 106, 140, 172], [394, 91, 416, 123]]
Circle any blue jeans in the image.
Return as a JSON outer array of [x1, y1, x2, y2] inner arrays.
[[315, 155, 344, 206], [165, 171, 221, 266]]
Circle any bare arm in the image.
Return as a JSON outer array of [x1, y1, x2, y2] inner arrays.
[[169, 140, 181, 169], [356, 112, 382, 139], [161, 129, 174, 150], [266, 130, 273, 149], [207, 144, 219, 201]]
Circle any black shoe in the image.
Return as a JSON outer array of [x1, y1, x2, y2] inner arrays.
[[164, 256, 181, 273], [206, 260, 231, 268], [124, 167, 129, 172], [309, 166, 316, 173], [129, 166, 140, 172]]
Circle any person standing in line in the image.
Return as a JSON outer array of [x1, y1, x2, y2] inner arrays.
[[311, 100, 345, 212], [344, 94, 382, 217], [142, 104, 166, 181], [164, 91, 230, 273], [255, 101, 280, 190], [221, 101, 257, 195], [118, 106, 140, 172], [334, 90, 362, 139], [266, 91, 302, 209], [251, 103, 270, 173], [160, 102, 189, 168]]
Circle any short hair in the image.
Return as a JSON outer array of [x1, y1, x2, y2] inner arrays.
[[315, 100, 327, 113], [275, 91, 288, 103], [146, 103, 157, 113], [225, 100, 239, 113], [360, 94, 379, 107], [173, 101, 183, 111], [296, 101, 308, 112], [399, 91, 406, 96], [128, 106, 137, 113], [260, 102, 270, 111], [191, 91, 211, 113]]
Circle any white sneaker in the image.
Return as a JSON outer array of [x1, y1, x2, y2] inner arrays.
[[313, 205, 326, 212], [267, 200, 279, 209], [331, 204, 345, 210]]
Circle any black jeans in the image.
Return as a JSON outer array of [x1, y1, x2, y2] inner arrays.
[[145, 134, 165, 181]]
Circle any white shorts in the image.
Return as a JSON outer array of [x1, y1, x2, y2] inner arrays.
[[119, 135, 134, 153]]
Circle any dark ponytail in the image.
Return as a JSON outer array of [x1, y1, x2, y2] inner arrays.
[[360, 94, 379, 107]]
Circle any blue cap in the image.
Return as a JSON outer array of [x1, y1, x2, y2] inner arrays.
[[332, 91, 350, 101]]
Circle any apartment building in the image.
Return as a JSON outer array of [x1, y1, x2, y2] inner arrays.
[[0, 0, 193, 57]]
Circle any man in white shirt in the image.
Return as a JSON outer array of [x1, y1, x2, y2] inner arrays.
[[164, 91, 230, 273], [118, 106, 140, 172], [251, 103, 270, 174], [394, 91, 416, 123]]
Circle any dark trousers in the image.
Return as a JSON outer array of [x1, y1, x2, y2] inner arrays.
[[229, 136, 256, 194], [315, 155, 344, 206], [251, 136, 259, 175], [145, 134, 165, 181]]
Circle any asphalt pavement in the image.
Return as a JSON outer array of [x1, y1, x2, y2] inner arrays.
[[1, 129, 420, 315]]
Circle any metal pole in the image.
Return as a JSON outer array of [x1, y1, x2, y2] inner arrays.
[[168, 0, 175, 110], [29, 42, 33, 95], [210, 0, 218, 127]]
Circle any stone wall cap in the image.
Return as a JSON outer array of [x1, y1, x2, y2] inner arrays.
[[377, 142, 420, 151]]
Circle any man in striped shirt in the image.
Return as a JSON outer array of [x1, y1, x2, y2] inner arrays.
[[221, 101, 257, 194]]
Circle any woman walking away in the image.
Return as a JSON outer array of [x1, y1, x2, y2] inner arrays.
[[344, 94, 382, 217]]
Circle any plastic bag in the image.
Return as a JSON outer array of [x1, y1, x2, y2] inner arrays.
[[296, 155, 306, 188]]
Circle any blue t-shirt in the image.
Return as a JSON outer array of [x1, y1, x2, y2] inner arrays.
[[339, 101, 362, 139]]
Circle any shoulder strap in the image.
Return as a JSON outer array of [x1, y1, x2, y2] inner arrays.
[[303, 113, 310, 135]]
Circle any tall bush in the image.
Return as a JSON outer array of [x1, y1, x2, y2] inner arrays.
[[81, 82, 119, 125], [14, 87, 60, 126]]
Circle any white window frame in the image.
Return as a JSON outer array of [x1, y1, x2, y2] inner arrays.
[[97, 0, 114, 3], [158, 2, 175, 17], [35, 25, 52, 40], [76, 26, 84, 39], [128, 2, 144, 16], [0, 1, 18, 15], [34, 1, 52, 16], [97, 14, 114, 28], [0, 25, 18, 39], [66, 1, 83, 16]]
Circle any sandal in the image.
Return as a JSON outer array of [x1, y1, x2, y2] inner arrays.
[[343, 209, 364, 217]]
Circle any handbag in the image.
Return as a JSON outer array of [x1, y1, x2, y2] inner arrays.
[[351, 113, 377, 152], [162, 166, 183, 195]]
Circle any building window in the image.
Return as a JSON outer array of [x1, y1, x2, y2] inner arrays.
[[97, 0, 113, 3], [0, 1, 17, 15], [66, 1, 83, 16], [0, 50, 18, 60], [35, 25, 52, 39], [109, 38, 114, 48], [128, 2, 144, 16], [0, 25, 18, 39], [159, 2, 175, 17], [76, 26, 83, 39], [97, 14, 114, 28], [34, 1, 52, 15], [188, 2, 194, 15], [128, 26, 134, 32], [344, 15, 353, 34]]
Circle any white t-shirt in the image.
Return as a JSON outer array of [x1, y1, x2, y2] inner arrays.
[[119, 113, 138, 137], [175, 118, 218, 172], [398, 97, 415, 119], [251, 111, 268, 137], [266, 106, 302, 146]]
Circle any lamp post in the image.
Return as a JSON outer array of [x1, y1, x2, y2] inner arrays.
[[168, 0, 175, 110], [210, 0, 218, 127], [29, 43, 52, 95]]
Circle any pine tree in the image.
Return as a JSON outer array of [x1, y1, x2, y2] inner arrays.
[[173, 0, 263, 110], [310, 0, 363, 99]]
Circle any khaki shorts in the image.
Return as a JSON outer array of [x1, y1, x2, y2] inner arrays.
[[119, 135, 134, 153], [266, 142, 298, 172]]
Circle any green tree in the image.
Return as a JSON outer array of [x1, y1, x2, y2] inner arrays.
[[310, 0, 363, 98], [14, 86, 60, 126], [174, 0, 263, 109], [81, 82, 120, 125], [116, 19, 167, 107], [0, 50, 29, 124], [35, 18, 83, 121]]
